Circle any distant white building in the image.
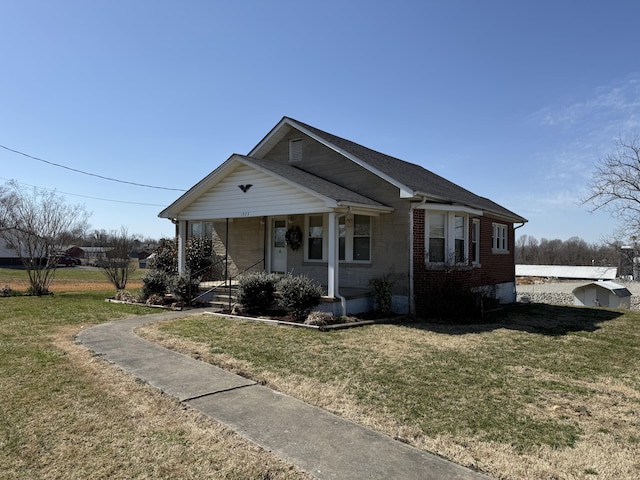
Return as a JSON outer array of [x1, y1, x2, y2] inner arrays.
[[516, 265, 617, 281]]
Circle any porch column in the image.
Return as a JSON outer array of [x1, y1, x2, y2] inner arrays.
[[177, 220, 187, 273], [327, 212, 336, 297]]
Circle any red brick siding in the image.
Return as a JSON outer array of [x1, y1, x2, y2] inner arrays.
[[412, 210, 515, 308]]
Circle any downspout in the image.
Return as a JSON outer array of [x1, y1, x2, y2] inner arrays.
[[511, 222, 526, 303], [409, 197, 427, 316]]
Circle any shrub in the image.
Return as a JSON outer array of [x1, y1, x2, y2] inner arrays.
[[415, 272, 499, 322], [304, 311, 334, 326], [277, 274, 324, 320], [140, 269, 170, 301], [114, 290, 136, 303], [369, 273, 394, 315], [185, 236, 214, 279], [151, 238, 178, 275], [145, 294, 165, 306], [1, 285, 12, 297], [170, 273, 201, 304], [238, 272, 279, 314]]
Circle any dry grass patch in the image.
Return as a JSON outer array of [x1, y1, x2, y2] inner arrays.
[[141, 305, 640, 480], [0, 280, 311, 480]]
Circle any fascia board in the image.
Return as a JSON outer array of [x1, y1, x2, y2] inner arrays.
[[336, 202, 394, 215], [248, 117, 291, 157], [287, 119, 416, 198], [253, 117, 416, 198], [158, 155, 243, 218], [416, 203, 484, 216], [412, 191, 527, 224]]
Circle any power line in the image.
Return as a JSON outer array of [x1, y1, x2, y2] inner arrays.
[[0, 144, 187, 192], [0, 177, 168, 207]]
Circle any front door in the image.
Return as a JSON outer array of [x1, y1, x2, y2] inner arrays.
[[271, 218, 287, 274]]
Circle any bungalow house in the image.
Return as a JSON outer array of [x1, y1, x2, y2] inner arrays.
[[159, 117, 527, 316]]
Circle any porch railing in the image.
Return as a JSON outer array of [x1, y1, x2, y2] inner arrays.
[[190, 257, 265, 308]]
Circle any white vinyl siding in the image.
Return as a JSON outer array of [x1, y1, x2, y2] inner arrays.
[[179, 164, 329, 220]]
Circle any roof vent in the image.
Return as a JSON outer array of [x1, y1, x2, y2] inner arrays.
[[289, 138, 303, 163]]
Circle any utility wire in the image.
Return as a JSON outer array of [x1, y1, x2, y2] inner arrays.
[[0, 144, 187, 192], [0, 176, 168, 207]]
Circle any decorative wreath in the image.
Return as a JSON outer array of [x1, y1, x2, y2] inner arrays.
[[285, 226, 302, 250]]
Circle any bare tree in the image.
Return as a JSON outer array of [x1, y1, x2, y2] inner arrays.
[[0, 181, 89, 295], [583, 134, 640, 238], [101, 227, 138, 290]]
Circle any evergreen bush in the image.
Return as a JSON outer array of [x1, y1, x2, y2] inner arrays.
[[140, 269, 170, 301], [369, 273, 394, 315], [238, 272, 279, 314], [170, 273, 201, 304], [277, 274, 324, 320]]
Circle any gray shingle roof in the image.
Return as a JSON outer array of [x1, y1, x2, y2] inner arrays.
[[242, 156, 390, 209], [287, 117, 526, 222]]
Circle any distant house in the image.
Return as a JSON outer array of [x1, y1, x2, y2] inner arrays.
[[0, 238, 22, 266], [159, 117, 527, 316]]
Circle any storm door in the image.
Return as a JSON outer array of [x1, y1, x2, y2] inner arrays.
[[271, 218, 287, 274]]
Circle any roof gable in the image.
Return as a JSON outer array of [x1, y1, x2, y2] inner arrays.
[[250, 117, 526, 223], [159, 155, 391, 220]]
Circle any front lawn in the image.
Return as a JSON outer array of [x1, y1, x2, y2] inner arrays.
[[142, 304, 640, 480], [0, 268, 311, 480]]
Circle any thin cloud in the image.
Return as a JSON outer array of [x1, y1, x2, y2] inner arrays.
[[533, 74, 640, 131]]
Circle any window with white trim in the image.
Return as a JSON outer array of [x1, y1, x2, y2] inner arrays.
[[426, 212, 468, 264], [306, 214, 325, 261], [189, 221, 213, 239], [471, 219, 480, 264], [492, 223, 508, 252], [339, 214, 371, 262]]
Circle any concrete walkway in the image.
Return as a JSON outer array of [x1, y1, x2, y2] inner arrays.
[[78, 310, 492, 480]]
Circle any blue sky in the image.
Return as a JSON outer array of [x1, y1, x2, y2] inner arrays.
[[2, 1, 640, 243]]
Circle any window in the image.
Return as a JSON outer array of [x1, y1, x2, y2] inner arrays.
[[289, 138, 303, 163], [189, 221, 213, 239], [492, 223, 508, 252], [428, 213, 446, 263], [339, 214, 371, 262], [454, 215, 465, 263], [426, 212, 468, 264], [471, 219, 480, 264], [307, 215, 324, 260]]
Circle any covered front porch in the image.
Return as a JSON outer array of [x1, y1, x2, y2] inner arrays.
[[159, 154, 394, 315], [176, 212, 383, 316]]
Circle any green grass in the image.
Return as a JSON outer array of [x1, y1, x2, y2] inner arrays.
[[153, 303, 640, 478], [0, 268, 310, 480]]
